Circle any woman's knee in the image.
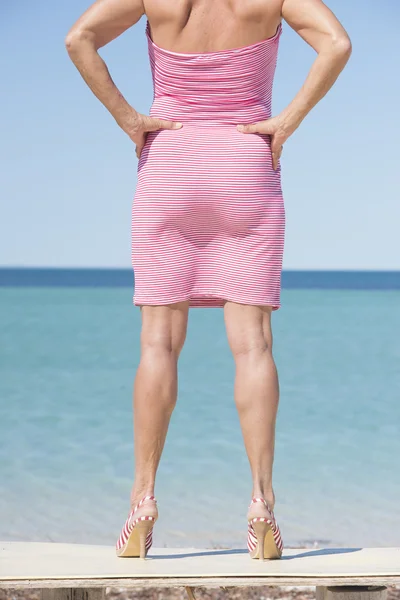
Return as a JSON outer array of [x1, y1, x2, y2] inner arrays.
[[224, 302, 273, 359], [140, 302, 189, 357]]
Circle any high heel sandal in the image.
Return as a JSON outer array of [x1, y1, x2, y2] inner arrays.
[[247, 496, 283, 560], [116, 495, 158, 558]]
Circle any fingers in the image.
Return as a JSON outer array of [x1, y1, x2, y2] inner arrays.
[[237, 122, 263, 134], [134, 132, 146, 159], [237, 119, 275, 134], [237, 118, 284, 170], [271, 150, 278, 171], [148, 118, 183, 131], [271, 143, 283, 171]]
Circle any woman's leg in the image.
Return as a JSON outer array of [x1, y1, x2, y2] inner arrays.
[[130, 301, 189, 514], [224, 302, 279, 513]]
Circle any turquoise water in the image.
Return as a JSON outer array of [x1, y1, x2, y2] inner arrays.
[[0, 286, 399, 549]]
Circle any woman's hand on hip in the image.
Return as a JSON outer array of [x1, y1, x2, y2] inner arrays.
[[117, 111, 183, 158], [237, 115, 297, 171]]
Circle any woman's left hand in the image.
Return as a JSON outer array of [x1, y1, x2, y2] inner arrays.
[[237, 115, 296, 170]]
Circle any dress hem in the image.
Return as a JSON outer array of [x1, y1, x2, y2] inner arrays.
[[133, 291, 280, 310]]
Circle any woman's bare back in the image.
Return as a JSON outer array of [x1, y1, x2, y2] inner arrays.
[[143, 0, 283, 54]]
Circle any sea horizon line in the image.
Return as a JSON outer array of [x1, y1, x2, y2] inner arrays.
[[0, 267, 399, 290]]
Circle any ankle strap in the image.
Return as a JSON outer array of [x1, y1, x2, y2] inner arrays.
[[132, 495, 157, 514], [249, 496, 273, 511]]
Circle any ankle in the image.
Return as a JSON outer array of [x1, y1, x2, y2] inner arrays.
[[130, 485, 155, 508], [252, 487, 275, 510]]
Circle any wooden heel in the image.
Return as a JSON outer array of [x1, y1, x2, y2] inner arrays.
[[252, 519, 269, 561], [247, 497, 283, 560], [137, 520, 154, 559], [116, 495, 158, 558]]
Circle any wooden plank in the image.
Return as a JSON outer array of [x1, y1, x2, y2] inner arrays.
[[42, 590, 105, 600], [316, 586, 388, 600], [1, 543, 400, 582], [1, 576, 400, 589], [185, 586, 197, 600]]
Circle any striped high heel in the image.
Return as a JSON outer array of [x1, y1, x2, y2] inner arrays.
[[247, 496, 283, 560], [116, 495, 158, 558]]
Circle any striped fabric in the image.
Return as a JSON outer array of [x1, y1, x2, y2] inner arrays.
[[131, 19, 285, 309], [247, 497, 283, 553], [116, 495, 157, 552]]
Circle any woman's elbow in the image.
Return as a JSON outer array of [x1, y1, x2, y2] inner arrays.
[[65, 26, 94, 56], [65, 28, 81, 55]]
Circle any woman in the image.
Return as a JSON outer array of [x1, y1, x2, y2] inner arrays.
[[66, 0, 351, 560]]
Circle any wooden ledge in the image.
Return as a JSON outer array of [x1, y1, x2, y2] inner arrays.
[[0, 543, 399, 589]]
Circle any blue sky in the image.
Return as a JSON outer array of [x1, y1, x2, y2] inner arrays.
[[0, 0, 398, 269]]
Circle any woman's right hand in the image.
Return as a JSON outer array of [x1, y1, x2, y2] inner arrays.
[[117, 111, 183, 158]]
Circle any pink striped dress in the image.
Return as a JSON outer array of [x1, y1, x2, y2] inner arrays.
[[131, 19, 285, 309]]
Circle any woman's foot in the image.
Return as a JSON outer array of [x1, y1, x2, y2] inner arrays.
[[116, 494, 158, 558], [247, 495, 283, 560]]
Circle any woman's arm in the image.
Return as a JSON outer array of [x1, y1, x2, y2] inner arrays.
[[280, 0, 352, 130], [237, 0, 352, 169], [65, 0, 144, 125], [65, 0, 182, 157]]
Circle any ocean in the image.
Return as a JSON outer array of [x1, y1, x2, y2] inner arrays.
[[0, 269, 399, 549]]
